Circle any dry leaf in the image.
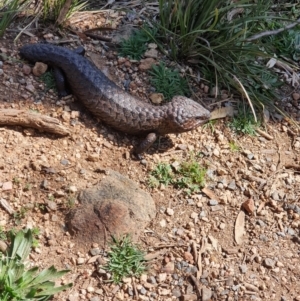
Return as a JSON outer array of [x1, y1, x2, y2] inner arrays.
[[210, 106, 234, 120], [235, 211, 245, 245]]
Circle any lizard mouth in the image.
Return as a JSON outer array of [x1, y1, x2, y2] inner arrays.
[[182, 117, 208, 131]]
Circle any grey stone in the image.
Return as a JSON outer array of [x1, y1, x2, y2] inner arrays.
[[239, 264, 248, 274], [67, 170, 156, 251], [208, 199, 218, 206], [60, 159, 69, 165], [227, 180, 237, 190], [172, 287, 181, 297], [264, 258, 275, 269], [202, 287, 212, 301]]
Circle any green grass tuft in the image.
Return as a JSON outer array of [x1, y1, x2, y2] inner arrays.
[[0, 0, 31, 37], [149, 63, 190, 101], [0, 229, 72, 300], [42, 0, 87, 22], [153, 0, 291, 113], [104, 235, 146, 284], [39, 70, 57, 92], [118, 25, 157, 60], [149, 155, 207, 194], [229, 106, 260, 135]]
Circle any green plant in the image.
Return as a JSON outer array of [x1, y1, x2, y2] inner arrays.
[[148, 163, 174, 187], [13, 177, 21, 185], [104, 235, 146, 284], [39, 71, 57, 92], [13, 207, 27, 225], [42, 0, 87, 22], [0, 229, 72, 300], [0, 0, 31, 37], [149, 63, 190, 101], [0, 227, 7, 241], [118, 25, 157, 60], [203, 120, 217, 133], [24, 183, 32, 191], [154, 0, 289, 112], [149, 156, 207, 194], [229, 106, 260, 135], [175, 160, 206, 194], [229, 141, 240, 152]]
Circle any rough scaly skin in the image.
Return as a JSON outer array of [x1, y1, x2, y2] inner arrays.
[[19, 44, 211, 154]]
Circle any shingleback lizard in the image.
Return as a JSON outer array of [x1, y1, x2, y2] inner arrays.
[[19, 43, 211, 155]]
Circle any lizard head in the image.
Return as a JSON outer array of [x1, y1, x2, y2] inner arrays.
[[161, 96, 211, 134]]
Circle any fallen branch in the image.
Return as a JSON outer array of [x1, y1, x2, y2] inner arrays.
[[246, 17, 300, 42], [0, 109, 69, 136]]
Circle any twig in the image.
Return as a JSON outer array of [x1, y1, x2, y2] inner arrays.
[[196, 237, 208, 279], [246, 17, 300, 42], [190, 275, 202, 300], [256, 128, 273, 140], [0, 198, 15, 214], [0, 109, 69, 136]]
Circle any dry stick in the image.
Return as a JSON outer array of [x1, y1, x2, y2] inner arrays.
[[196, 237, 208, 279], [247, 17, 300, 42], [0, 198, 15, 215], [0, 109, 69, 136], [56, 0, 72, 25]]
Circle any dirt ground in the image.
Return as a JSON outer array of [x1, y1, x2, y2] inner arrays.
[[0, 9, 300, 301]]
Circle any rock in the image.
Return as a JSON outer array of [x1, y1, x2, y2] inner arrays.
[[182, 294, 197, 301], [292, 92, 300, 101], [227, 180, 237, 190], [32, 62, 48, 76], [22, 64, 31, 75], [264, 258, 275, 269], [166, 208, 174, 216], [67, 170, 156, 250], [77, 257, 85, 264], [139, 58, 156, 71], [46, 200, 57, 211], [184, 252, 194, 264], [149, 93, 164, 104], [162, 261, 175, 273], [202, 287, 212, 301], [144, 48, 158, 59], [242, 199, 255, 215], [208, 199, 218, 206], [2, 181, 12, 191], [25, 84, 35, 93]]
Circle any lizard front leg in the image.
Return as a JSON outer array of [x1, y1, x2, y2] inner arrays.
[[133, 133, 157, 159]]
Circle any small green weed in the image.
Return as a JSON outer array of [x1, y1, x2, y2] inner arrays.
[[23, 183, 32, 191], [148, 163, 174, 188], [0, 227, 7, 241], [229, 107, 260, 135], [149, 156, 207, 194], [203, 120, 217, 133], [13, 177, 20, 185], [13, 207, 27, 225], [149, 63, 190, 101], [39, 70, 57, 92], [176, 161, 206, 194], [104, 235, 146, 284], [118, 25, 157, 60], [229, 141, 240, 152], [0, 229, 72, 300]]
